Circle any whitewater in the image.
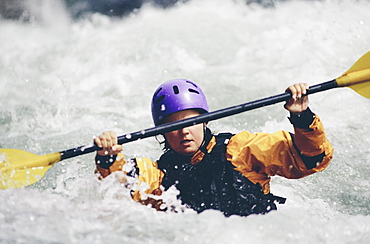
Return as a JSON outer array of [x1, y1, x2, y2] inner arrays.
[[0, 0, 369, 243]]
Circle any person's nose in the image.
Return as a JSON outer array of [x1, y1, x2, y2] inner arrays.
[[179, 126, 190, 135]]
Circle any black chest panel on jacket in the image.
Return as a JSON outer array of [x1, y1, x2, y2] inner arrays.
[[157, 133, 286, 217]]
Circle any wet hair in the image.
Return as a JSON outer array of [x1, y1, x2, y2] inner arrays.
[[155, 134, 170, 152]]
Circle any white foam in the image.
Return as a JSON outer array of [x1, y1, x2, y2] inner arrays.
[[0, 0, 369, 242]]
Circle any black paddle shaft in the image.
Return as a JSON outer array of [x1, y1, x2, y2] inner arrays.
[[60, 80, 338, 160]]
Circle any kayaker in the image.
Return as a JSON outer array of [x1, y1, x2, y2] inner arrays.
[[94, 79, 333, 217]]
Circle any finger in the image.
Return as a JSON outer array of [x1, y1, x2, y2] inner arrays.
[[294, 84, 303, 98], [301, 83, 309, 95], [111, 145, 123, 154], [98, 131, 120, 155], [106, 131, 118, 149], [109, 131, 118, 146], [96, 139, 109, 156], [99, 135, 109, 149], [103, 131, 117, 147], [94, 136, 102, 148], [297, 83, 309, 96], [287, 83, 309, 99], [286, 85, 296, 99]]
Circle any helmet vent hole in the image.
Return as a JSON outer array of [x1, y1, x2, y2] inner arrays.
[[173, 85, 179, 94], [188, 88, 199, 94], [155, 95, 165, 104]]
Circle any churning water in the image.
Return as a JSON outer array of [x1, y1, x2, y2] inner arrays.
[[1, 0, 370, 243]]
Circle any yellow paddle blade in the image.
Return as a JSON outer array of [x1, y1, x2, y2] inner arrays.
[[336, 51, 370, 98], [0, 149, 61, 189]]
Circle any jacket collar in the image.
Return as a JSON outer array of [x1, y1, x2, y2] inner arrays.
[[190, 136, 216, 165], [189, 127, 216, 165]]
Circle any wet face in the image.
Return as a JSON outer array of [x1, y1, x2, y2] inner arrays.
[[163, 110, 205, 156]]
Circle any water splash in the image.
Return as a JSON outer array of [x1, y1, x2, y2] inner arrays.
[[0, 0, 370, 243]]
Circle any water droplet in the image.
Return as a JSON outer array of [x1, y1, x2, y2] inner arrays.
[[126, 134, 132, 139], [160, 104, 166, 111]]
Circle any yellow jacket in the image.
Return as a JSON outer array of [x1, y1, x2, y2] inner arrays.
[[96, 114, 333, 202]]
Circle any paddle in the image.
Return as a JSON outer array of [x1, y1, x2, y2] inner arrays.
[[1, 52, 369, 189]]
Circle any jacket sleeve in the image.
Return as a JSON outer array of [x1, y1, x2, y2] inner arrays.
[[95, 154, 164, 198], [226, 114, 333, 193]]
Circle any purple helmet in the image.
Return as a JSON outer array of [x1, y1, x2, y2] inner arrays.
[[151, 79, 209, 125]]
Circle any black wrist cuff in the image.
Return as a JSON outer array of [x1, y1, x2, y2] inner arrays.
[[95, 154, 117, 169], [288, 107, 315, 129]]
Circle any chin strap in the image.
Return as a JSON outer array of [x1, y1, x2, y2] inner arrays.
[[197, 125, 213, 155]]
